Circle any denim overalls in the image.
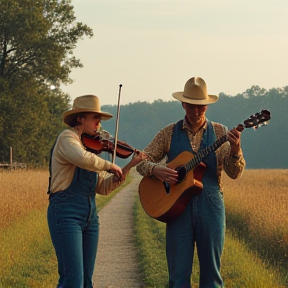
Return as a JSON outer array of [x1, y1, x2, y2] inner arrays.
[[166, 120, 225, 288], [47, 166, 99, 288]]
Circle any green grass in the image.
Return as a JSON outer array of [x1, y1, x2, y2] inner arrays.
[[226, 209, 288, 284], [221, 231, 285, 288], [133, 205, 168, 287], [133, 197, 286, 288]]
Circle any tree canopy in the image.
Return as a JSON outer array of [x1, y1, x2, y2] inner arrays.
[[0, 0, 93, 86], [0, 0, 93, 165]]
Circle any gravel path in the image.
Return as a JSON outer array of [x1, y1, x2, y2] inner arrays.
[[93, 171, 146, 288]]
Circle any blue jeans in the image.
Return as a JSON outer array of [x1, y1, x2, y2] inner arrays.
[[166, 188, 225, 288], [47, 192, 99, 288]]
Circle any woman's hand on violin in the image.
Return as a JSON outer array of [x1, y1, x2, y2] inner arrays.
[[117, 150, 147, 184], [107, 163, 123, 181], [152, 165, 179, 184], [130, 150, 147, 167]]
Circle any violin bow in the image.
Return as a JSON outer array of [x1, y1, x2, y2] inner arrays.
[[112, 84, 122, 164]]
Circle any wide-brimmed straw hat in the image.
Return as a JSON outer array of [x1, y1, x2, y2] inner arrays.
[[172, 77, 219, 105], [63, 95, 113, 126]]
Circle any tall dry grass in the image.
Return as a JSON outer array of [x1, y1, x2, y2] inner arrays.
[[1, 169, 288, 286], [0, 170, 49, 228], [0, 170, 57, 287], [224, 169, 288, 280]]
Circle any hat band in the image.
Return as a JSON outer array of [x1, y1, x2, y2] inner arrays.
[[183, 94, 206, 100]]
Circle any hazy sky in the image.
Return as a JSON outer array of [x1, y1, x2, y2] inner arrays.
[[61, 0, 288, 105]]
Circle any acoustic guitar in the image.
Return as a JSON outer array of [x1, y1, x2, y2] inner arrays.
[[138, 110, 271, 223]]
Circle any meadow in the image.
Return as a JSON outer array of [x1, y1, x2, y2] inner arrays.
[[224, 169, 288, 281], [0, 170, 130, 288], [1, 169, 288, 287], [0, 170, 57, 287], [133, 169, 288, 287]]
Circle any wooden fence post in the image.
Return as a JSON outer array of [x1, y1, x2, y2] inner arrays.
[[10, 147, 12, 170]]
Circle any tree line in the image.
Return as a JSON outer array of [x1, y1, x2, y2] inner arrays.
[[101, 86, 287, 169]]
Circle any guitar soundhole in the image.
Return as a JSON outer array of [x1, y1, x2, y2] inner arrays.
[[176, 166, 187, 182], [163, 181, 170, 194]]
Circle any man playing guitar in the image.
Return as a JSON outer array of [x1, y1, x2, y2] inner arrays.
[[136, 77, 246, 288]]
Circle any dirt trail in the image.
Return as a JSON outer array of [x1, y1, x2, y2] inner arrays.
[[93, 171, 146, 288]]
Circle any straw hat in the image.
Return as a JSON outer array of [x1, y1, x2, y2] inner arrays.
[[63, 95, 113, 126], [172, 77, 219, 105]]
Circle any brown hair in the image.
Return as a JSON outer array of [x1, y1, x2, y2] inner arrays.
[[66, 112, 88, 127], [67, 112, 102, 131]]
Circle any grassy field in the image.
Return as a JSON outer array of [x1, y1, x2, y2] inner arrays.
[[0, 170, 57, 287], [134, 200, 286, 288], [0, 170, 131, 288], [133, 169, 288, 287], [1, 169, 288, 287], [224, 169, 288, 282]]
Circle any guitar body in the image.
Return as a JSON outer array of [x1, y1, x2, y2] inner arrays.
[[139, 151, 207, 223]]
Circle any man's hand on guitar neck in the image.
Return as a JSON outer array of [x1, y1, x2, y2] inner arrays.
[[227, 128, 242, 156], [152, 165, 179, 184]]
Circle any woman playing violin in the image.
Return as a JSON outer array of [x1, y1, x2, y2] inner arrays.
[[47, 94, 146, 288]]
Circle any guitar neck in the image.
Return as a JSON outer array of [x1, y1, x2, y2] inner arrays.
[[184, 122, 247, 172], [185, 134, 228, 172]]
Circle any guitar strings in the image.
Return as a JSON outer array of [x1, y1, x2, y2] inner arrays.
[[185, 135, 228, 172]]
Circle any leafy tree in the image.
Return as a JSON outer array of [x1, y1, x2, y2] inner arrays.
[[0, 0, 93, 86], [0, 0, 93, 165]]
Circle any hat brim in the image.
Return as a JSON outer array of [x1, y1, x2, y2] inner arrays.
[[172, 92, 219, 105], [63, 108, 113, 126]]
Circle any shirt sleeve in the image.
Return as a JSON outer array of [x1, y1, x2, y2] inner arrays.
[[213, 122, 246, 183], [136, 124, 174, 176], [95, 171, 125, 195], [224, 148, 246, 179], [57, 129, 112, 172]]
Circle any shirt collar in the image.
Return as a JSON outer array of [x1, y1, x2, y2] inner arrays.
[[182, 117, 207, 133]]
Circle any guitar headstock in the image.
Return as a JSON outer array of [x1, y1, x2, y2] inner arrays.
[[243, 109, 271, 129]]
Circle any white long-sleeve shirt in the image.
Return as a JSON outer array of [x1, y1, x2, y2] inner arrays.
[[50, 129, 119, 195]]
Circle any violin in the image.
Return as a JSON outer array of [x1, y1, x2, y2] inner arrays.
[[81, 130, 137, 159]]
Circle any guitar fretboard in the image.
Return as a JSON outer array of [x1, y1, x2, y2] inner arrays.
[[185, 134, 228, 172]]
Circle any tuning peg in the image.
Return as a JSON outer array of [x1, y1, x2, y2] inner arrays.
[[252, 121, 269, 130]]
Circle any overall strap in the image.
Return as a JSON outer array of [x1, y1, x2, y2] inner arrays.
[[200, 120, 219, 188], [167, 120, 192, 163]]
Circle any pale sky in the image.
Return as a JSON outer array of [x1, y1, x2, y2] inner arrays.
[[61, 0, 288, 105]]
